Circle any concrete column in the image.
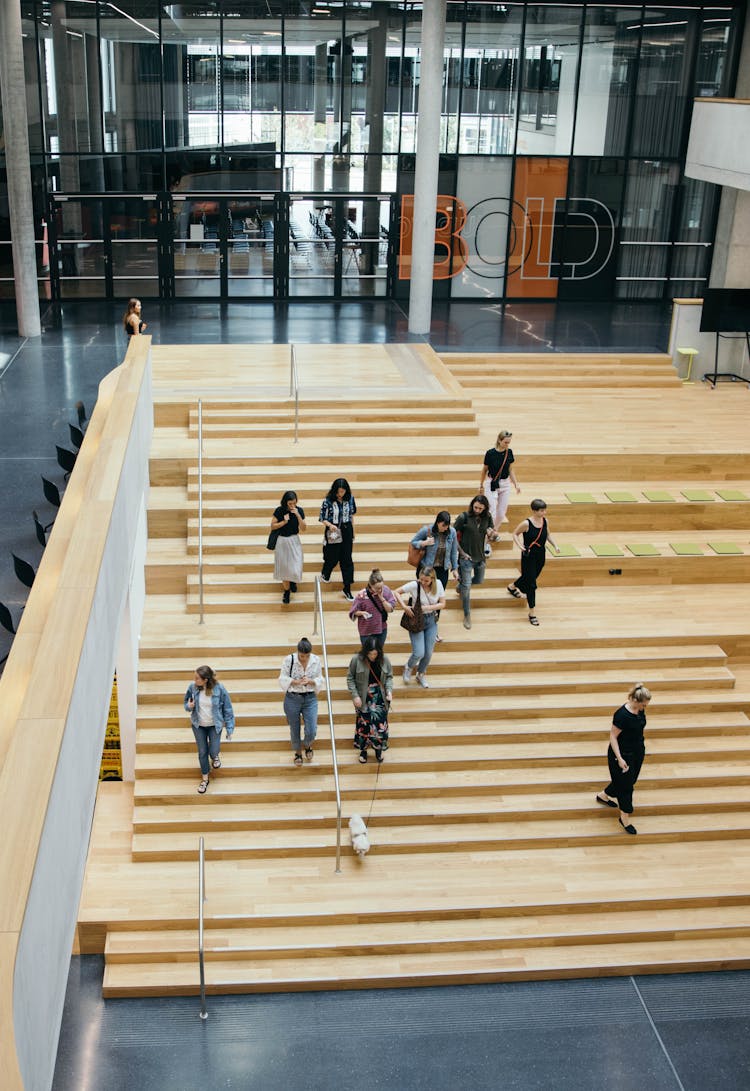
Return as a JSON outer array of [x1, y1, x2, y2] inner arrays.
[[408, 0, 447, 336], [705, 2, 750, 375], [0, 0, 41, 336], [361, 3, 388, 285]]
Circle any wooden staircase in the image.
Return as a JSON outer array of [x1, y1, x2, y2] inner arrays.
[[79, 343, 750, 998], [441, 352, 680, 388]]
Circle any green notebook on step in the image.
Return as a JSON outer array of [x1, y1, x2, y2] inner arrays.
[[670, 543, 703, 555], [626, 543, 660, 557], [566, 492, 596, 504], [643, 490, 675, 502], [605, 491, 637, 503], [681, 490, 714, 502], [591, 543, 624, 557], [708, 542, 743, 555], [716, 489, 749, 501]]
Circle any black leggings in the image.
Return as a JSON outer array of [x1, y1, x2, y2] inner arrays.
[[514, 548, 546, 610], [604, 746, 645, 814], [321, 522, 354, 590]]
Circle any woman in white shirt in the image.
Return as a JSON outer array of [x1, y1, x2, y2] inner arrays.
[[394, 566, 446, 689], [278, 637, 323, 766]]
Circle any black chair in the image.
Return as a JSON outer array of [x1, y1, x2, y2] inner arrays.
[[12, 553, 36, 590], [32, 510, 47, 548], [76, 400, 88, 429], [56, 444, 77, 480], [0, 601, 17, 637], [41, 477, 61, 530], [0, 601, 17, 670], [69, 422, 84, 450]]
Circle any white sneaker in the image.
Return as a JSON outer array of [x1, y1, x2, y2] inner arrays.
[[403, 665, 413, 684], [320, 574, 330, 583], [416, 673, 430, 688], [484, 544, 492, 557]]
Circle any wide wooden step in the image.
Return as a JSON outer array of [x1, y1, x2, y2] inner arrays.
[[132, 784, 750, 834], [137, 643, 729, 682], [135, 687, 750, 730], [136, 665, 736, 706], [104, 901, 750, 965], [101, 934, 750, 996]]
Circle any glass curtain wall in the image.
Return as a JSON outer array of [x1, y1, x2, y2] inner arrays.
[[5, 0, 743, 303]]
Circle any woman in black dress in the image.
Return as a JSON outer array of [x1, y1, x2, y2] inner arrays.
[[123, 298, 147, 337], [507, 499, 560, 626], [596, 683, 652, 834]]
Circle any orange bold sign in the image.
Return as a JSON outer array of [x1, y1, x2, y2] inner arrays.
[[398, 194, 469, 280]]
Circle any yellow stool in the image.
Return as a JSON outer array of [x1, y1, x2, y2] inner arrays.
[[677, 346, 698, 384]]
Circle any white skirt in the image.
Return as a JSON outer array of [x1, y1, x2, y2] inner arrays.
[[274, 535, 303, 582]]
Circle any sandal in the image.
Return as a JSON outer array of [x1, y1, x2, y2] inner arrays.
[[197, 779, 208, 794], [304, 747, 314, 762], [529, 615, 540, 626], [293, 753, 303, 766], [212, 756, 221, 769], [507, 585, 522, 599]]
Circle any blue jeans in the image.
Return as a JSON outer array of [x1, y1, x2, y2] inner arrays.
[[192, 725, 221, 775], [459, 557, 485, 618], [407, 617, 438, 675], [283, 690, 319, 752]]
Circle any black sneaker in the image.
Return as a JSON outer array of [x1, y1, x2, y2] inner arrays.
[[343, 589, 354, 601]]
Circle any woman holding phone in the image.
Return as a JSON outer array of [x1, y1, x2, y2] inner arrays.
[[349, 568, 397, 648]]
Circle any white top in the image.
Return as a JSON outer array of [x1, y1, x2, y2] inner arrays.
[[399, 579, 445, 607], [196, 690, 214, 726], [278, 652, 324, 694]]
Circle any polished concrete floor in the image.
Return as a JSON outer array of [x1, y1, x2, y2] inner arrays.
[[52, 956, 750, 1091]]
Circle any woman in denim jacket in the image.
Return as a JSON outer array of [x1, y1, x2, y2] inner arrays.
[[410, 511, 458, 641], [184, 665, 235, 794]]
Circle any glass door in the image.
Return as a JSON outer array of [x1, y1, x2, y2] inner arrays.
[[226, 195, 276, 298], [288, 195, 392, 298], [172, 196, 225, 297], [51, 197, 107, 299], [50, 195, 160, 300]]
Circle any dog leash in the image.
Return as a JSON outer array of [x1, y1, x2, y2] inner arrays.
[[365, 760, 381, 826]]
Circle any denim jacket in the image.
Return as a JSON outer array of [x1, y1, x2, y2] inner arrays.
[[410, 524, 458, 571], [183, 682, 235, 737]]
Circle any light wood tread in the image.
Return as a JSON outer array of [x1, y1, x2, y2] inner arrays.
[[137, 643, 730, 679], [104, 902, 750, 960], [101, 936, 750, 995], [132, 786, 750, 832]]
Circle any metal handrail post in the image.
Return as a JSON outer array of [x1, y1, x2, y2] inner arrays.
[[198, 836, 207, 1019], [314, 576, 342, 873], [290, 344, 299, 444], [198, 399, 204, 625]]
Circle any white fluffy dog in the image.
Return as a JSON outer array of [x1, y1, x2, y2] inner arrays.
[[349, 814, 371, 857]]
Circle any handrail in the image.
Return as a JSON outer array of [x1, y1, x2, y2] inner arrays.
[[198, 836, 207, 1020], [289, 343, 299, 444], [312, 575, 342, 873], [197, 398, 204, 624]]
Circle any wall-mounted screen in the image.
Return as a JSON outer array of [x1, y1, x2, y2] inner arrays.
[[700, 289, 750, 333]]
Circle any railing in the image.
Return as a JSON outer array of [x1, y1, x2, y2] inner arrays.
[[312, 575, 342, 873], [289, 343, 299, 444], [198, 836, 208, 1020], [197, 398, 204, 624]]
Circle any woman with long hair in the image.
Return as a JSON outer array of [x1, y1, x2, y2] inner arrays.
[[349, 568, 397, 648], [183, 665, 235, 794], [270, 490, 306, 604], [479, 430, 520, 528], [596, 684, 653, 835], [123, 298, 147, 337], [346, 635, 393, 763], [394, 565, 446, 689], [319, 477, 357, 600]]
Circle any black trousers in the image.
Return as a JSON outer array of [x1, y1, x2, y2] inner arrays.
[[604, 746, 645, 814], [321, 522, 354, 590], [514, 547, 546, 610]]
